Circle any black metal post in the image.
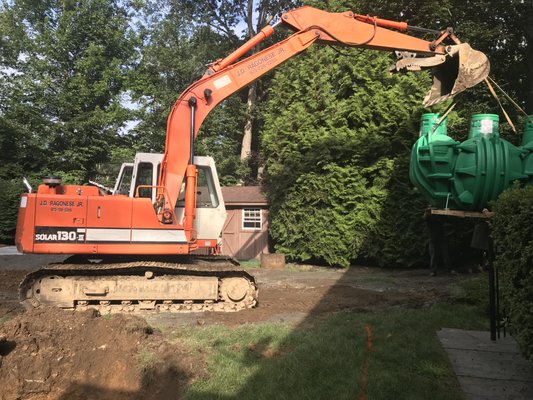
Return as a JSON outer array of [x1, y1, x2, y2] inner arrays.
[[488, 241, 496, 341], [188, 97, 197, 164]]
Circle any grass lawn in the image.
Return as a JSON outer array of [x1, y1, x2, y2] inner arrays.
[[164, 275, 488, 400]]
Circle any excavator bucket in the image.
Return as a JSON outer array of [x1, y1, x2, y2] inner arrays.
[[393, 43, 490, 106], [423, 43, 490, 106]]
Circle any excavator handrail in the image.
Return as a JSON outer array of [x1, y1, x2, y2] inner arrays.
[[134, 184, 166, 199]]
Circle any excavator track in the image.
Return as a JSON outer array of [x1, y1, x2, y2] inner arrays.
[[19, 255, 258, 313]]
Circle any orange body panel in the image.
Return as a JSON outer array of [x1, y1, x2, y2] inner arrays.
[[131, 198, 163, 228], [32, 243, 190, 255], [34, 194, 88, 228], [15, 187, 218, 255], [86, 196, 132, 228], [15, 195, 35, 253]]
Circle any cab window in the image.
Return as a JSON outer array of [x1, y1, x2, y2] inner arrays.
[[197, 166, 219, 208], [175, 166, 219, 208], [116, 166, 133, 195], [135, 162, 153, 198]]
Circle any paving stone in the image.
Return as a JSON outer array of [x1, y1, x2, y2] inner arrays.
[[439, 328, 521, 353], [460, 376, 533, 400], [438, 328, 533, 400]]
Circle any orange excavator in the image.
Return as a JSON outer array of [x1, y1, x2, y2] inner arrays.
[[15, 6, 489, 313]]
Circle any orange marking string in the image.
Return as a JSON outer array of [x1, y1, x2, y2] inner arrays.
[[357, 324, 373, 400]]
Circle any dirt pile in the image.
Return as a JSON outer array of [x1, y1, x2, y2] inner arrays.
[[0, 307, 201, 400]]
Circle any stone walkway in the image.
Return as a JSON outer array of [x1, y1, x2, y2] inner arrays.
[[438, 328, 533, 400]]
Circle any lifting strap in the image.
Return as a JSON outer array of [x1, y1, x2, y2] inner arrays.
[[487, 76, 528, 117], [430, 102, 457, 135], [484, 78, 517, 134]]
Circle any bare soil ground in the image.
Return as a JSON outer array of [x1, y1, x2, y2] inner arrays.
[[148, 267, 455, 327], [0, 254, 461, 399], [0, 307, 201, 400]]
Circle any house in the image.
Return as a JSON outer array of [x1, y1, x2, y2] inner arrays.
[[220, 186, 269, 260]]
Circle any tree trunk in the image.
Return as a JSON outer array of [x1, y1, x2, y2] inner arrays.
[[240, 0, 257, 162], [240, 82, 257, 160]]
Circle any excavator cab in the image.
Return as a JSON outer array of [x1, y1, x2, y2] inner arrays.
[[113, 153, 227, 242]]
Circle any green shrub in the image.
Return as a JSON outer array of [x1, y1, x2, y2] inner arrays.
[[269, 163, 389, 267], [490, 186, 533, 360], [0, 179, 23, 242], [360, 156, 429, 267]]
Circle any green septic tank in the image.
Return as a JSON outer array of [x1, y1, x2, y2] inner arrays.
[[522, 115, 533, 184], [451, 114, 526, 210], [409, 113, 458, 208], [410, 113, 531, 211]]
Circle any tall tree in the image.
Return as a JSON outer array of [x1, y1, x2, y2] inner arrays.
[[128, 1, 250, 184], [0, 0, 137, 183], [235, 0, 294, 166], [181, 0, 298, 181]]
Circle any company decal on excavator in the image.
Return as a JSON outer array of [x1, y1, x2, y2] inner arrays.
[[236, 47, 286, 78], [34, 227, 86, 243], [38, 200, 84, 213]]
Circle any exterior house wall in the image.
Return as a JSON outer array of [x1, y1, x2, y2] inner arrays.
[[221, 207, 269, 260]]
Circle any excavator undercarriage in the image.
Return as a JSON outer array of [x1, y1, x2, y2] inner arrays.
[[19, 256, 258, 313]]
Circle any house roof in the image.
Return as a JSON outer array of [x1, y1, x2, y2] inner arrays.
[[221, 186, 268, 206]]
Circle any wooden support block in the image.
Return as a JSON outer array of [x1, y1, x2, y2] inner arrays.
[[260, 253, 285, 270], [431, 209, 494, 219]]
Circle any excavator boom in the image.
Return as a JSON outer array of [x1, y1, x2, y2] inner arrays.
[[160, 6, 489, 218]]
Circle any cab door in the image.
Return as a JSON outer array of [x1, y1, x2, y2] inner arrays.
[[175, 156, 226, 240]]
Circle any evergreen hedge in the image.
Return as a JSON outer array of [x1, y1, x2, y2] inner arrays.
[[262, 38, 442, 267], [490, 186, 533, 361]]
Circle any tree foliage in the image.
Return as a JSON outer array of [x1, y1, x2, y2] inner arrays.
[[1, 0, 531, 256], [0, 179, 22, 240], [0, 0, 137, 182], [491, 186, 533, 360], [128, 1, 253, 184], [263, 0, 533, 266]]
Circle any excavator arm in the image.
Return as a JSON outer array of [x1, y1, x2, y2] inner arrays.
[[159, 6, 489, 235]]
